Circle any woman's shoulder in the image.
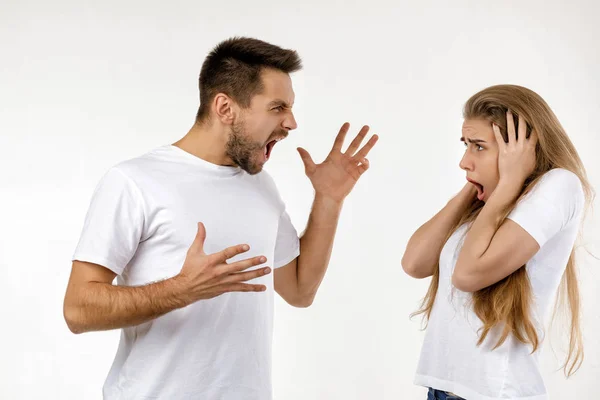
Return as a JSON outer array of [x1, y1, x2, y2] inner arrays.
[[540, 168, 581, 184], [528, 168, 585, 219]]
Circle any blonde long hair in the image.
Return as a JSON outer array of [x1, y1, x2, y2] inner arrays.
[[413, 85, 594, 376]]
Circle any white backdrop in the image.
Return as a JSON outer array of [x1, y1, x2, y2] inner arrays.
[[1, 0, 599, 398]]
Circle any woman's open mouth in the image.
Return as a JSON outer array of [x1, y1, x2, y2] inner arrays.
[[467, 178, 485, 201]]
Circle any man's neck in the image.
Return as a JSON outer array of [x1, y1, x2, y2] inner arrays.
[[173, 123, 234, 166]]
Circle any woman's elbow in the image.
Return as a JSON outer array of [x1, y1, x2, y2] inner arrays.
[[401, 256, 433, 279], [451, 271, 481, 293]]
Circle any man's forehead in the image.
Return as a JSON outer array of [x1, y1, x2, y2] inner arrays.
[[259, 69, 295, 105]]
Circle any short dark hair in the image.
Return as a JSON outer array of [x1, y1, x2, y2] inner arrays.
[[196, 37, 302, 123]]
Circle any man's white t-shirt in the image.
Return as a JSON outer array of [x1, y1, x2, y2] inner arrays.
[[72, 145, 300, 400], [415, 168, 585, 400]]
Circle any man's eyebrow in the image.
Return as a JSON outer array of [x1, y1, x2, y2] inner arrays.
[[268, 99, 292, 108]]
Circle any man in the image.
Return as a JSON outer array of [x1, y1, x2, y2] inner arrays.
[[63, 37, 378, 399]]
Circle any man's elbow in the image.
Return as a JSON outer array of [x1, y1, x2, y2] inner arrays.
[[291, 294, 314, 308], [291, 300, 312, 308], [63, 300, 87, 334], [284, 291, 315, 308]]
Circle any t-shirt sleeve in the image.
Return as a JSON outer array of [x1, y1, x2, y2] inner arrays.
[[72, 167, 145, 275], [273, 209, 300, 268], [507, 169, 585, 248]]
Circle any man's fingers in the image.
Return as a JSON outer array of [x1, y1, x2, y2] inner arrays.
[[345, 125, 370, 155], [331, 122, 350, 152], [297, 147, 317, 174], [217, 255, 267, 275], [353, 134, 379, 160], [357, 158, 370, 175], [219, 266, 272, 284], [211, 244, 251, 264], [190, 222, 207, 254], [217, 283, 267, 293]]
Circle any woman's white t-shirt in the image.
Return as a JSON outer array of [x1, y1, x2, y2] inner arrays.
[[415, 168, 585, 400]]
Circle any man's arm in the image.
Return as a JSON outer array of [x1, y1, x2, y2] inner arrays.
[[275, 195, 342, 307], [275, 123, 378, 307], [64, 222, 271, 333], [64, 260, 188, 333]]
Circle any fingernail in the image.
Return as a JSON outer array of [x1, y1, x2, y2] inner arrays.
[[264, 267, 271, 274], [243, 245, 250, 251], [259, 256, 266, 263]]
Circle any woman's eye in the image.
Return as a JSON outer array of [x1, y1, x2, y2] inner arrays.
[[463, 142, 483, 151]]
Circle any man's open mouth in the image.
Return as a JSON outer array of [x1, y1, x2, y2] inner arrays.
[[264, 137, 284, 161]]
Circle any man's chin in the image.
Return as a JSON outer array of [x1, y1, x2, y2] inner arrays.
[[242, 162, 264, 175]]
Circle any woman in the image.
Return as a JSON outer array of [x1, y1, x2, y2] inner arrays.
[[402, 84, 593, 400]]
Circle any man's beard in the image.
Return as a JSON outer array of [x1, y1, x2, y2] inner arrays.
[[225, 119, 286, 175], [225, 119, 265, 175]]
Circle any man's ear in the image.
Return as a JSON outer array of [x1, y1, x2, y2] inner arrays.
[[213, 93, 237, 125]]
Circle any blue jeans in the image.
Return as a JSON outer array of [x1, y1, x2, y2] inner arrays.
[[427, 388, 465, 400]]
